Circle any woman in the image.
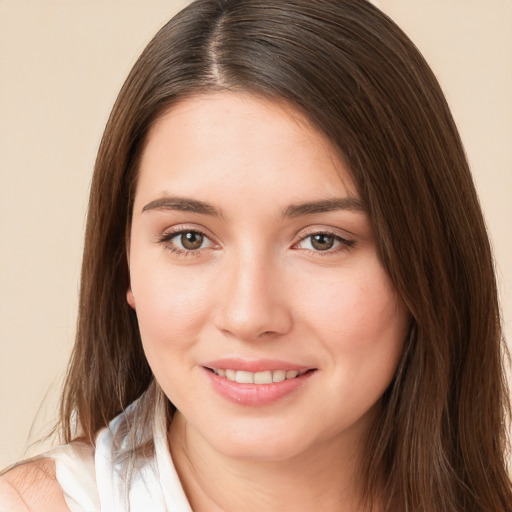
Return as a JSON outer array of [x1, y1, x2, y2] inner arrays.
[[1, 0, 510, 510]]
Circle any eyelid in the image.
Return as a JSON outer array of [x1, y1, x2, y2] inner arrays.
[[295, 225, 356, 241], [156, 224, 356, 257], [158, 224, 220, 255], [292, 226, 357, 254], [159, 223, 217, 241]]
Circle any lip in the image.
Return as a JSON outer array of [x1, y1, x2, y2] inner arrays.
[[201, 359, 317, 406], [203, 358, 312, 373]]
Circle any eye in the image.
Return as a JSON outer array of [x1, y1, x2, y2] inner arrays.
[[178, 231, 206, 250], [294, 231, 355, 254], [159, 228, 216, 254], [307, 233, 337, 251]]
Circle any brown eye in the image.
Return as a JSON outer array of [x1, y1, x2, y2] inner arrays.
[[160, 228, 215, 255], [181, 231, 204, 250], [310, 234, 335, 251]]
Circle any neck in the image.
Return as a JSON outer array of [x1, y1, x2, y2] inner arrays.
[[168, 411, 376, 512]]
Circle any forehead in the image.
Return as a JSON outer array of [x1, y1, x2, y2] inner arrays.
[[136, 92, 358, 209]]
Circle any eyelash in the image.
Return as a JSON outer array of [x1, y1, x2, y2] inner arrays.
[[158, 227, 356, 258], [292, 230, 356, 256], [158, 227, 214, 257]]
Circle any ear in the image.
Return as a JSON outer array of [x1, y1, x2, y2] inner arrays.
[[127, 288, 136, 309]]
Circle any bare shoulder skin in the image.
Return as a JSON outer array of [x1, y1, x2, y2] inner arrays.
[[0, 458, 69, 512]]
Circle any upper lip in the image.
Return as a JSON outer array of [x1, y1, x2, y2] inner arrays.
[[202, 358, 316, 373]]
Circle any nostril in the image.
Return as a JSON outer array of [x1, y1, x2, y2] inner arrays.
[[258, 330, 277, 338]]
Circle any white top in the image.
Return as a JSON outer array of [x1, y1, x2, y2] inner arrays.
[[45, 401, 192, 512]]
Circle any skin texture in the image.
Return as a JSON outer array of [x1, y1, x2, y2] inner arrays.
[[0, 459, 69, 512], [127, 92, 410, 511]]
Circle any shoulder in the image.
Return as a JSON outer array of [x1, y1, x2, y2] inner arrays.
[[0, 458, 69, 512]]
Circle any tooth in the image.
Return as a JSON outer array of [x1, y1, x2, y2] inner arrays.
[[254, 371, 273, 384], [218, 368, 305, 383], [272, 370, 286, 382], [235, 370, 253, 384]]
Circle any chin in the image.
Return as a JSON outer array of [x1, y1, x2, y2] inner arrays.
[[204, 422, 311, 462]]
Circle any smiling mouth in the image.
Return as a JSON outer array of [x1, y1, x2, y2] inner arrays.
[[206, 368, 314, 384]]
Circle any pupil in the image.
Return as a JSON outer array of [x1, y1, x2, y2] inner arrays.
[[181, 232, 203, 250], [311, 234, 334, 251]]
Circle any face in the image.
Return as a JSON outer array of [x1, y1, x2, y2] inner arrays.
[[128, 92, 409, 462]]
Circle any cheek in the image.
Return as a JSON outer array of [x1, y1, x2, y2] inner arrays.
[[296, 259, 408, 367], [130, 264, 217, 403], [129, 257, 214, 350], [306, 266, 408, 422]]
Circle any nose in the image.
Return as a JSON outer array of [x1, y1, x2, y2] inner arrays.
[[213, 252, 293, 341]]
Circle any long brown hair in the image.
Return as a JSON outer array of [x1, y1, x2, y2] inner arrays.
[[60, 1, 511, 510]]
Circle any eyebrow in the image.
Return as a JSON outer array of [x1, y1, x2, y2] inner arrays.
[[282, 197, 367, 217], [141, 195, 367, 218], [142, 196, 222, 217]]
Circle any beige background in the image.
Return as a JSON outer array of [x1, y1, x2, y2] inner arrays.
[[0, 0, 511, 469]]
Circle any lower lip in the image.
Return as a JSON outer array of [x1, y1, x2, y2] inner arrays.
[[203, 368, 316, 406]]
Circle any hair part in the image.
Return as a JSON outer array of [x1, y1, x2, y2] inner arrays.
[[59, 1, 511, 510]]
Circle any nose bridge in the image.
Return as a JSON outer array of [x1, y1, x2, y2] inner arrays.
[[214, 245, 292, 340]]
